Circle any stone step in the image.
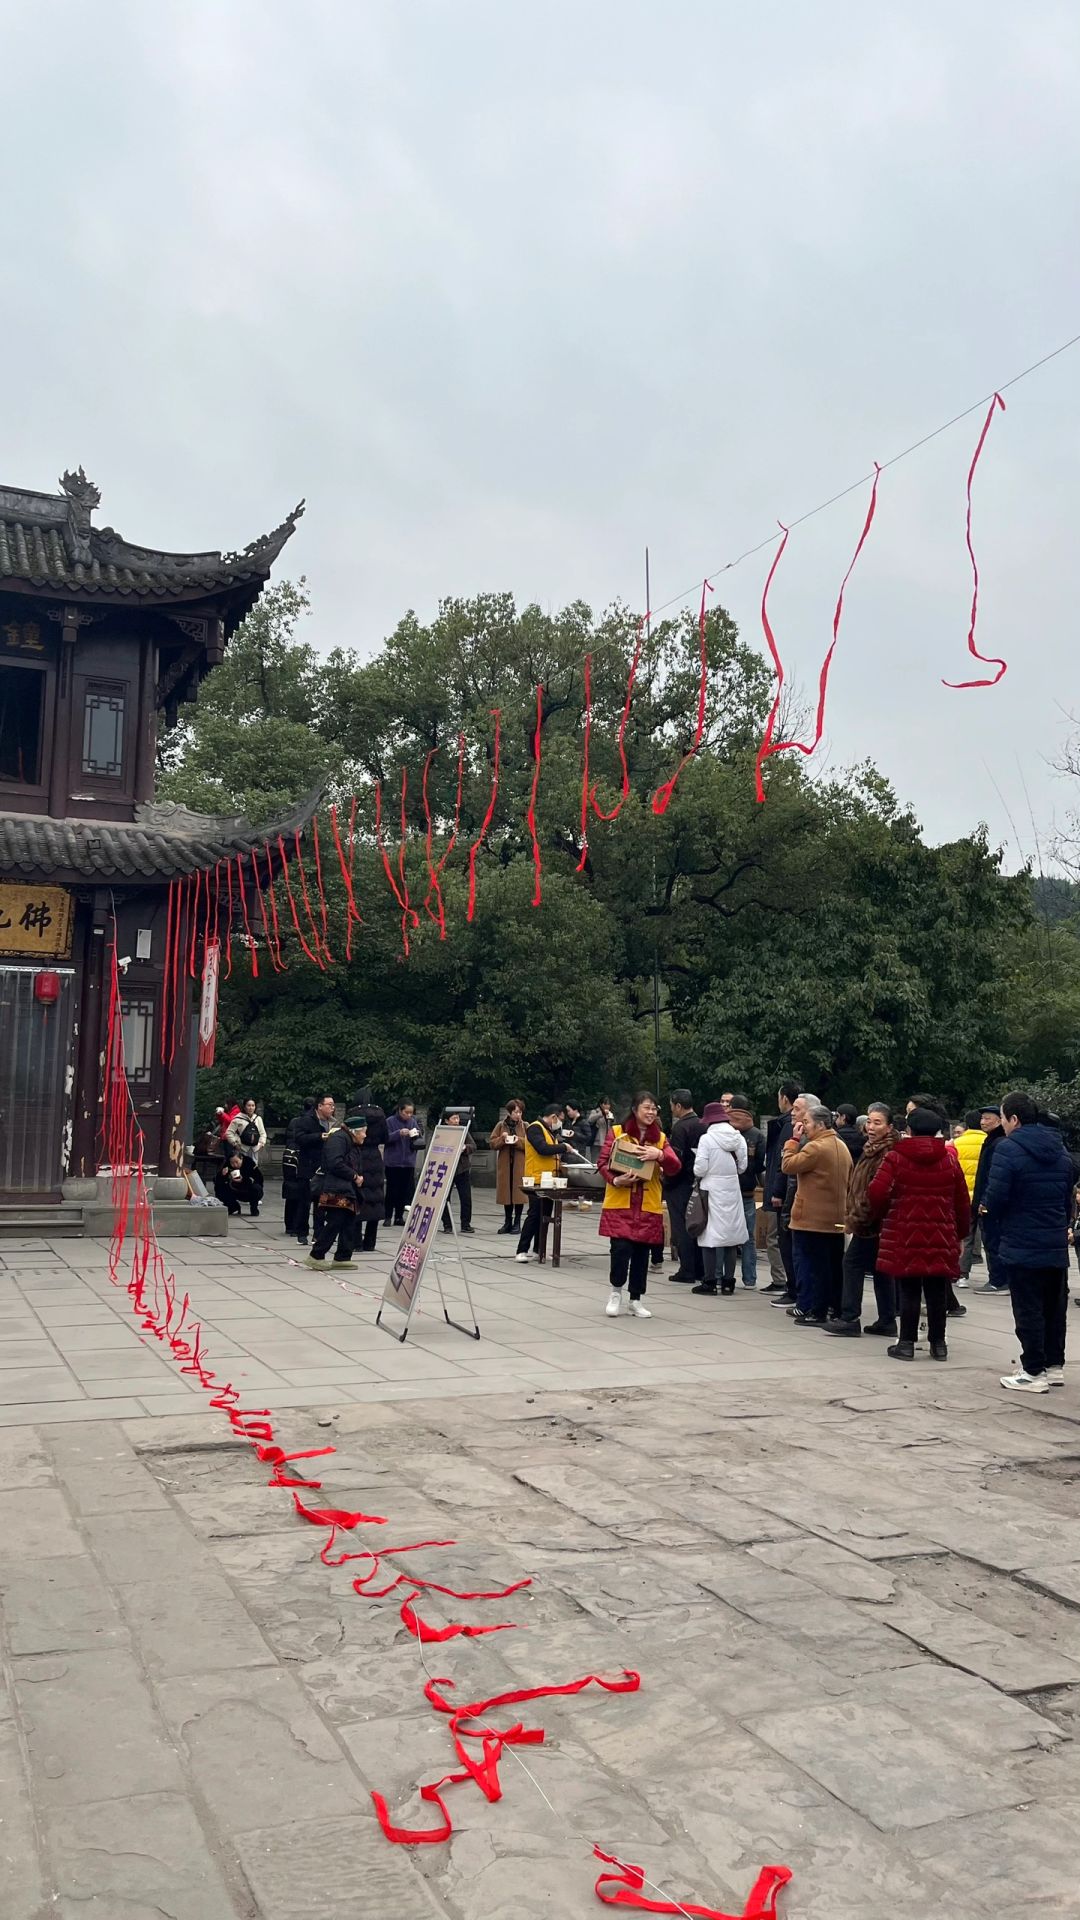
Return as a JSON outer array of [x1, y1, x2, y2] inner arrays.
[[0, 1205, 85, 1238]]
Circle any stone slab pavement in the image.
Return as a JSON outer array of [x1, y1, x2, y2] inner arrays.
[[1, 1204, 1080, 1915]]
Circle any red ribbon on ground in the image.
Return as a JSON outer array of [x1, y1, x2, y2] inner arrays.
[[594, 1851, 793, 1918], [591, 623, 644, 824], [466, 710, 501, 923], [527, 683, 544, 906], [652, 579, 713, 815], [754, 465, 881, 801], [943, 392, 1007, 688]]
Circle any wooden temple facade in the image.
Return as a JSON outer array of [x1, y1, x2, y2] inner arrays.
[[0, 467, 306, 1228]]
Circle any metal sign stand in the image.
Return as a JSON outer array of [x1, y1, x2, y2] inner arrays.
[[376, 1106, 481, 1345]]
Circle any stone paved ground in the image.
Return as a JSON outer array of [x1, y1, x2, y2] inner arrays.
[[2, 1205, 1080, 1916]]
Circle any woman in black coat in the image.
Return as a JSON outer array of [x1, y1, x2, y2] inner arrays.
[[355, 1135, 386, 1252]]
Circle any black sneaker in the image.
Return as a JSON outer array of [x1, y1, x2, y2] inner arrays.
[[669, 1272, 697, 1283], [691, 1284, 718, 1296], [460, 1225, 476, 1235], [762, 1279, 789, 1293], [864, 1319, 897, 1335], [771, 1293, 796, 1308], [947, 1303, 967, 1317], [821, 1319, 861, 1336], [792, 1309, 826, 1326]]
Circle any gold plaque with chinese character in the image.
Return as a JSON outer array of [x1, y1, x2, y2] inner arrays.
[[0, 884, 73, 957], [1, 621, 45, 655]]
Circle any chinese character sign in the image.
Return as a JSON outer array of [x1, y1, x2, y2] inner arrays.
[[197, 939, 220, 1067], [379, 1122, 471, 1331], [0, 885, 73, 958]]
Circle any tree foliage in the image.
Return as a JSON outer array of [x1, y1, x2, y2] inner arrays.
[[162, 580, 1046, 1129]]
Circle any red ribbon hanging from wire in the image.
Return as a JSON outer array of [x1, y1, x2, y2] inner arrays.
[[754, 463, 881, 802], [526, 684, 544, 906], [329, 802, 363, 955], [943, 391, 1008, 688], [375, 773, 421, 956], [591, 622, 644, 824], [234, 853, 258, 977], [651, 578, 713, 815], [311, 814, 334, 962], [276, 835, 322, 967], [466, 711, 501, 923], [422, 735, 465, 938], [576, 654, 593, 873], [293, 830, 328, 969]]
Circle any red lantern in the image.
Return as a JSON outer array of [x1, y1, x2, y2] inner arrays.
[[34, 971, 61, 1005]]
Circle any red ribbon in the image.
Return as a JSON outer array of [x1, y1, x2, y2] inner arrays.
[[576, 653, 593, 872], [944, 391, 1007, 688], [594, 1851, 793, 1918], [224, 860, 234, 980], [311, 814, 334, 962], [249, 850, 282, 973], [329, 801, 363, 952], [651, 579, 713, 815], [466, 710, 501, 923], [293, 830, 328, 969], [422, 736, 465, 938], [591, 623, 643, 823], [375, 773, 421, 957], [234, 852, 258, 977], [526, 684, 543, 906], [261, 841, 287, 970], [276, 835, 322, 967], [754, 465, 882, 801], [158, 880, 175, 1064]]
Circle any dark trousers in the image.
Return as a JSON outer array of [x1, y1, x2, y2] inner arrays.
[[981, 1237, 1008, 1289], [1007, 1263, 1068, 1376], [310, 1205, 357, 1264], [517, 1192, 551, 1254], [443, 1170, 472, 1230], [792, 1230, 843, 1317], [840, 1234, 879, 1321], [610, 1240, 650, 1298], [668, 1182, 703, 1274], [384, 1166, 415, 1225], [777, 1214, 796, 1288], [872, 1272, 898, 1325], [898, 1275, 949, 1345], [283, 1182, 310, 1239], [360, 1218, 378, 1252]]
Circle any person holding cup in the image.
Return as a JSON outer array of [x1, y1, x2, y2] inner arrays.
[[596, 1092, 681, 1318], [214, 1150, 263, 1218], [490, 1098, 527, 1233], [384, 1100, 425, 1227]]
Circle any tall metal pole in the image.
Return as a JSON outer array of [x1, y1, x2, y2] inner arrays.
[[647, 548, 661, 1099]]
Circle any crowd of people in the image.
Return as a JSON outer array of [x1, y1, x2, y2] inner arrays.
[[204, 1079, 1079, 1392]]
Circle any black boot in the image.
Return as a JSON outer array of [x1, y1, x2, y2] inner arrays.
[[497, 1207, 515, 1234], [513, 1207, 522, 1230], [930, 1339, 948, 1361], [887, 1339, 915, 1360]]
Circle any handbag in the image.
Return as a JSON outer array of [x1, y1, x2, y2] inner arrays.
[[685, 1181, 708, 1239]]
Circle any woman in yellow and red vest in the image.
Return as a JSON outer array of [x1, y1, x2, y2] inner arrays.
[[597, 1091, 681, 1318], [515, 1103, 565, 1262]]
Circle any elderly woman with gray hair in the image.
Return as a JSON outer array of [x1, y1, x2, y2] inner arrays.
[[823, 1102, 900, 1337], [780, 1101, 852, 1325]]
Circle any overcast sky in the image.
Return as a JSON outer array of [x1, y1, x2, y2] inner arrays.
[[3, 1, 1078, 860]]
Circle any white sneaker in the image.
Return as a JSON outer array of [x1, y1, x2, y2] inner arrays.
[[605, 1288, 622, 1316], [1000, 1369, 1050, 1394], [1047, 1366, 1065, 1387], [955, 1277, 969, 1289], [515, 1251, 533, 1264], [628, 1299, 652, 1318]]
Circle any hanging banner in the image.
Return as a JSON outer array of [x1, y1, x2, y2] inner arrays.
[[377, 1114, 474, 1342], [197, 938, 220, 1066]]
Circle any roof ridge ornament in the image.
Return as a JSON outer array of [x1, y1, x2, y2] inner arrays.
[[58, 467, 102, 513]]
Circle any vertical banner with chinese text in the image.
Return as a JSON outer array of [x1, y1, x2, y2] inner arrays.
[[377, 1118, 473, 1339]]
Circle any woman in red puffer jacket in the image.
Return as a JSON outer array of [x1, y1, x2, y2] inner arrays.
[[866, 1107, 971, 1363]]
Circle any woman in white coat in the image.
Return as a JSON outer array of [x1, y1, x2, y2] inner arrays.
[[692, 1101, 748, 1295], [226, 1098, 268, 1168]]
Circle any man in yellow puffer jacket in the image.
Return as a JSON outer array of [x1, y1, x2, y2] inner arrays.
[[955, 1109, 986, 1281]]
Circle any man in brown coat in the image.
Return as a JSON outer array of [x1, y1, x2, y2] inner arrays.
[[781, 1103, 852, 1326]]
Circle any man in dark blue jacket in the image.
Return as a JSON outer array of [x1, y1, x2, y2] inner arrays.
[[985, 1091, 1074, 1395]]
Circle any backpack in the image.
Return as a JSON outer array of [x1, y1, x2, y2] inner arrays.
[[240, 1121, 259, 1148]]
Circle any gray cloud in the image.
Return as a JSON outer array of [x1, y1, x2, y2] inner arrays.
[[2, 0, 1078, 860]]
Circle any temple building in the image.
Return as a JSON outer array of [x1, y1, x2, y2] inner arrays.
[[0, 468, 307, 1232]]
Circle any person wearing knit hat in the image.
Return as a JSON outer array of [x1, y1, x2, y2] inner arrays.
[[307, 1113, 368, 1271]]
